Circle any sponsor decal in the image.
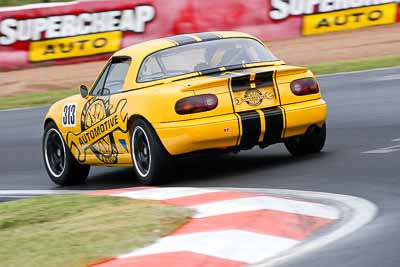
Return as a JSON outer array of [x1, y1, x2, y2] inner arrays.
[[235, 89, 275, 106], [62, 103, 76, 127], [0, 5, 155, 62], [67, 97, 128, 163], [269, 0, 395, 20], [303, 3, 397, 35], [29, 31, 122, 62], [269, 0, 398, 35], [119, 139, 129, 152]]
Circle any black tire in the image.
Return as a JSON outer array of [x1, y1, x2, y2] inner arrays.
[[284, 123, 326, 156], [130, 118, 171, 185], [43, 122, 90, 185]]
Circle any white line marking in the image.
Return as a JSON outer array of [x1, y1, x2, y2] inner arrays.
[[0, 190, 89, 195], [113, 187, 221, 200], [370, 74, 400, 82], [191, 196, 339, 219], [362, 138, 400, 154], [121, 230, 299, 264], [0, 105, 49, 113], [362, 145, 400, 154], [318, 66, 400, 78]]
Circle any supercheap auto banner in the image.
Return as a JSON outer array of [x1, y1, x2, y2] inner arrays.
[[0, 0, 399, 70]]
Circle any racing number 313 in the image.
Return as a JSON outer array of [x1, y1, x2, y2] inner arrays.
[[62, 103, 77, 127]]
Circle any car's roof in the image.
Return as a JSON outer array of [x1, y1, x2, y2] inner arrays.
[[113, 31, 259, 58]]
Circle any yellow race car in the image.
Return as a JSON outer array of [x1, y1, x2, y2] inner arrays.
[[43, 31, 327, 185]]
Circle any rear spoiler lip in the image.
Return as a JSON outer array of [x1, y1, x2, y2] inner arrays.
[[180, 64, 282, 92], [276, 66, 309, 77], [178, 64, 309, 92]]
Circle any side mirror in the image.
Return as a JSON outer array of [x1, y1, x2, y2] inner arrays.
[[80, 85, 89, 98]]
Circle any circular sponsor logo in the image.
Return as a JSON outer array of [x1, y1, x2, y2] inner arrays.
[[235, 89, 274, 106]]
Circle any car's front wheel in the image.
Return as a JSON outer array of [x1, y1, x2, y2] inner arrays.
[[130, 119, 171, 185], [284, 123, 326, 156], [43, 122, 90, 185]]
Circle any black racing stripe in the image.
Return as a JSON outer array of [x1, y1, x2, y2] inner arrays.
[[238, 111, 261, 148], [262, 108, 284, 145], [166, 35, 197, 45], [255, 71, 274, 87], [230, 74, 251, 92], [193, 32, 221, 41], [230, 71, 274, 92]]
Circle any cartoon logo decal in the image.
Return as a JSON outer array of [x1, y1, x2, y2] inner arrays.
[[62, 103, 77, 127], [235, 89, 275, 106], [67, 97, 128, 163]]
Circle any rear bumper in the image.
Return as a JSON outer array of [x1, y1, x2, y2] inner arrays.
[[282, 98, 327, 138], [154, 114, 240, 155], [154, 99, 327, 155]]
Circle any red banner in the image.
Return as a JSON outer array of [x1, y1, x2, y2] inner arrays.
[[0, 0, 398, 70], [398, 2, 400, 21]]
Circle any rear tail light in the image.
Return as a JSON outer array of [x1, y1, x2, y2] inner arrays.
[[175, 94, 218, 115], [290, 78, 320, 96]]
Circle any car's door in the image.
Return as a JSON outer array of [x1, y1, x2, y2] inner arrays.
[[79, 57, 131, 164]]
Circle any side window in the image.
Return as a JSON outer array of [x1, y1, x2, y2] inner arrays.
[[91, 64, 110, 96], [91, 57, 131, 95], [137, 56, 163, 82]]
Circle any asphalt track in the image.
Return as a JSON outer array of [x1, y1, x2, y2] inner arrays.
[[1, 67, 400, 266]]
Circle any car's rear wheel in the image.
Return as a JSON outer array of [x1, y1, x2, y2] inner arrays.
[[43, 122, 90, 185], [284, 123, 326, 156], [130, 119, 171, 185]]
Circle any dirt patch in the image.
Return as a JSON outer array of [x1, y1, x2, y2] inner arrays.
[[0, 61, 105, 97], [1, 24, 399, 97], [269, 24, 400, 65]]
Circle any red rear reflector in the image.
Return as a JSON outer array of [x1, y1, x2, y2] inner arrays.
[[175, 94, 218, 115], [290, 78, 320, 96]]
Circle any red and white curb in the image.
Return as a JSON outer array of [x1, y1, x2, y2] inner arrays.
[[0, 188, 376, 266], [85, 187, 375, 267]]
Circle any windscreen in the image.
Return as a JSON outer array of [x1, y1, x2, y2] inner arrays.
[[137, 38, 278, 83]]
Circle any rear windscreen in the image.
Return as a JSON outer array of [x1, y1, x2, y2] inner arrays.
[[137, 38, 278, 83]]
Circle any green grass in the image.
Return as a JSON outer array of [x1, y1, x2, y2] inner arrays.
[[0, 0, 71, 7], [0, 194, 192, 267], [308, 55, 400, 75], [0, 55, 399, 110], [0, 88, 77, 110]]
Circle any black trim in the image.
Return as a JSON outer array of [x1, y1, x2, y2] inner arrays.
[[262, 108, 284, 146], [166, 35, 197, 45], [199, 67, 221, 75], [224, 64, 245, 71], [200, 64, 245, 77], [193, 32, 221, 41], [238, 111, 261, 149]]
